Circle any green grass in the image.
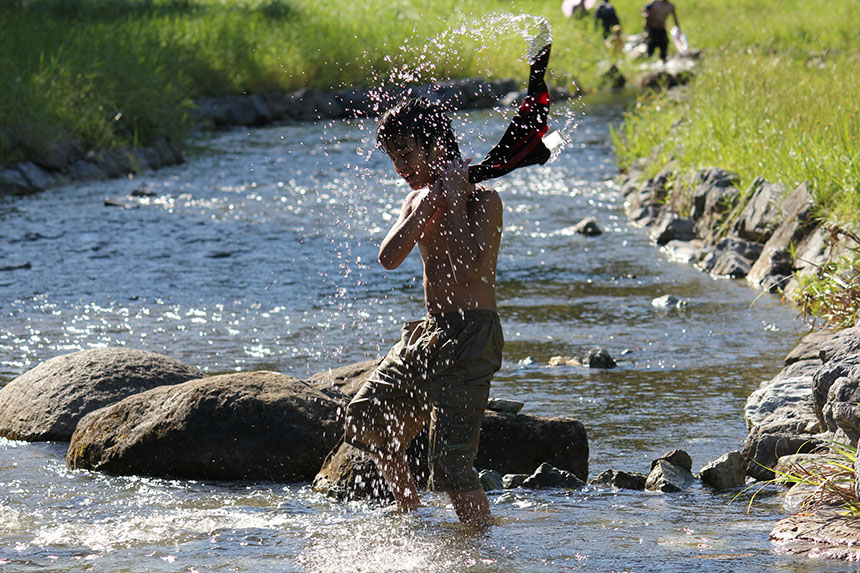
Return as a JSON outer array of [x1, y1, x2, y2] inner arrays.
[[612, 0, 860, 220], [0, 0, 629, 165]]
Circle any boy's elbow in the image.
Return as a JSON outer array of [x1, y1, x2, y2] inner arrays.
[[378, 252, 399, 270]]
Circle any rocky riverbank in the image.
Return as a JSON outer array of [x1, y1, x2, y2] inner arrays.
[[619, 154, 860, 560]]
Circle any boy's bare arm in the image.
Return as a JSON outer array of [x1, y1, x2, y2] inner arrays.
[[378, 189, 443, 270], [440, 163, 503, 284]]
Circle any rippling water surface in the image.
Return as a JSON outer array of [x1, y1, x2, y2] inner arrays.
[[0, 94, 839, 571]]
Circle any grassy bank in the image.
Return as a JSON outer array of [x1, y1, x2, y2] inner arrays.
[[612, 0, 860, 222], [1, 0, 640, 166], [611, 0, 860, 325]]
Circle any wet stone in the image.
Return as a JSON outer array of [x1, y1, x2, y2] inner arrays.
[[583, 347, 616, 369], [479, 469, 504, 491], [522, 462, 585, 490], [502, 473, 529, 489], [572, 217, 602, 236], [588, 469, 647, 490], [699, 451, 746, 490], [486, 398, 524, 414], [645, 459, 695, 492]]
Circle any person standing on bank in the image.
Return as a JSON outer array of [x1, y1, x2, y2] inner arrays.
[[343, 97, 504, 529], [594, 0, 621, 39], [642, 0, 681, 62]]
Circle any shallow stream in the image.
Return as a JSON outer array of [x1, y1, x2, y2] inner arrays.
[[0, 93, 841, 571]]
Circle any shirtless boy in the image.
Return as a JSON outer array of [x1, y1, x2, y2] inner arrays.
[[642, 0, 681, 62], [344, 97, 503, 528]]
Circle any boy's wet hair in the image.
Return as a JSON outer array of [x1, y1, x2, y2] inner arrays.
[[376, 97, 461, 160]]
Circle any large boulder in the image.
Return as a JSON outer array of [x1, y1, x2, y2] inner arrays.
[[67, 371, 341, 482], [0, 348, 203, 442], [742, 337, 827, 481], [476, 411, 588, 478], [313, 410, 588, 501]]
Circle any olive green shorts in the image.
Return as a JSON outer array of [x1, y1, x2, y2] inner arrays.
[[344, 310, 503, 492]]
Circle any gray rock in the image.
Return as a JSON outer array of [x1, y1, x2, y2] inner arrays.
[[690, 168, 740, 222], [651, 294, 688, 309], [588, 469, 647, 490], [731, 177, 785, 243], [650, 213, 695, 245], [307, 359, 377, 403], [285, 88, 345, 122], [699, 451, 746, 489], [0, 348, 203, 442], [572, 217, 602, 236], [486, 398, 524, 414], [747, 182, 815, 289], [66, 159, 108, 181], [744, 372, 817, 432], [313, 438, 427, 502], [651, 449, 692, 472], [771, 508, 860, 560], [68, 371, 341, 482], [522, 462, 585, 489], [824, 377, 860, 443], [783, 226, 829, 300], [743, 429, 825, 481], [582, 347, 616, 369], [697, 237, 763, 278], [502, 473, 529, 489], [599, 64, 626, 89], [813, 358, 860, 431], [0, 167, 32, 193], [747, 248, 793, 292], [16, 162, 57, 190], [223, 94, 274, 126], [645, 459, 695, 492], [660, 239, 703, 264], [637, 69, 693, 90], [479, 469, 504, 491]]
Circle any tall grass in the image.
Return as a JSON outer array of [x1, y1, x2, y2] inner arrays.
[[0, 0, 614, 164], [614, 52, 860, 221], [614, 0, 860, 220]]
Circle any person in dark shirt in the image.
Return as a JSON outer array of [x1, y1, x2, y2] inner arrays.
[[594, 0, 621, 38]]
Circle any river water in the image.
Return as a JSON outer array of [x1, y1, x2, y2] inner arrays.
[[0, 93, 841, 571]]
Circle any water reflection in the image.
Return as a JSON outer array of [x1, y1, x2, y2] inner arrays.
[[0, 94, 828, 571]]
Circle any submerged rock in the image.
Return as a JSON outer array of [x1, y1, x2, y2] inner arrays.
[[67, 371, 341, 482], [572, 217, 603, 236], [522, 462, 585, 489], [0, 348, 202, 442], [588, 469, 647, 490], [582, 347, 616, 369]]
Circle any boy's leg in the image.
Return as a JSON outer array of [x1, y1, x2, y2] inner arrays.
[[448, 489, 492, 528], [371, 450, 421, 511]]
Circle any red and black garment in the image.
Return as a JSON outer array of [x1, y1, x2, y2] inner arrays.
[[468, 43, 553, 184]]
